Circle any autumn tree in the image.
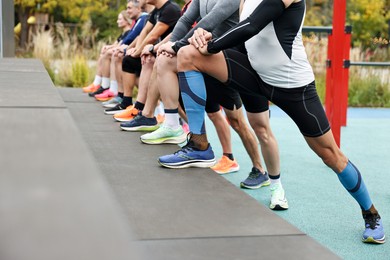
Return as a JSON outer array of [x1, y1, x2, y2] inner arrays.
[[305, 0, 389, 50], [347, 0, 390, 49], [14, 0, 110, 47]]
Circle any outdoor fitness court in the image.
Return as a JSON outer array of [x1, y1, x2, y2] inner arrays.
[[1, 58, 389, 259]]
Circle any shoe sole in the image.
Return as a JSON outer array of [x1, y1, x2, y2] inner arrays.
[[102, 103, 119, 108], [114, 116, 136, 122], [121, 125, 159, 132], [104, 109, 126, 115], [213, 165, 240, 174], [141, 133, 187, 145], [96, 97, 113, 102], [158, 158, 216, 169], [240, 180, 271, 189], [362, 235, 386, 244], [270, 201, 289, 210]]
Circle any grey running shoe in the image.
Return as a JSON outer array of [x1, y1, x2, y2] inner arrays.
[[240, 168, 271, 189]]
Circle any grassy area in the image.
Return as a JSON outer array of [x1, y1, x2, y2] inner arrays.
[[304, 35, 389, 107]]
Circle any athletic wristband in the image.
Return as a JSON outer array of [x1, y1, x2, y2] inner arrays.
[[171, 41, 179, 53]]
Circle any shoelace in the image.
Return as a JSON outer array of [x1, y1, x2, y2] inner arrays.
[[173, 132, 195, 155], [364, 214, 380, 229], [248, 169, 260, 179], [132, 114, 142, 121]]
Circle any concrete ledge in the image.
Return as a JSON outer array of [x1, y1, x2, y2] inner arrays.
[[0, 58, 142, 260], [0, 58, 340, 259]]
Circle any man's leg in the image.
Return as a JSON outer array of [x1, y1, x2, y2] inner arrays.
[[271, 81, 385, 243], [224, 108, 262, 171], [246, 110, 287, 210], [156, 46, 229, 168], [89, 50, 112, 97], [105, 55, 140, 118], [120, 57, 160, 132], [138, 63, 185, 143], [157, 55, 182, 131], [83, 48, 105, 93], [102, 55, 124, 108], [95, 52, 119, 101], [140, 54, 187, 144]]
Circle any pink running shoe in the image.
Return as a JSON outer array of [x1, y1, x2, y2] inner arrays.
[[182, 122, 190, 133], [95, 89, 116, 101]]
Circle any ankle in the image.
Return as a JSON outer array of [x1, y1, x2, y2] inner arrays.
[[190, 134, 209, 150], [363, 205, 379, 216]]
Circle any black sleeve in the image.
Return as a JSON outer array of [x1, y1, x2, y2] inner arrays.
[[148, 8, 158, 25], [207, 0, 285, 53], [158, 3, 181, 27]]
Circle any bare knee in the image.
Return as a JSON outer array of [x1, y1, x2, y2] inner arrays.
[[177, 46, 199, 71], [254, 126, 271, 144], [226, 114, 246, 134], [207, 112, 219, 123], [156, 55, 177, 76]]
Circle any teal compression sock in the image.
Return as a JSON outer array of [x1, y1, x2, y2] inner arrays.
[[337, 161, 372, 210]]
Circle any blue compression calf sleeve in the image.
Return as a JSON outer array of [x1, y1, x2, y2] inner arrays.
[[178, 71, 207, 135], [337, 161, 373, 210]]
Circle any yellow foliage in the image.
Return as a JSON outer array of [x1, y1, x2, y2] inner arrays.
[[71, 56, 90, 87]]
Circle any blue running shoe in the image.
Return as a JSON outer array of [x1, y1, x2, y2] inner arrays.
[[158, 137, 216, 169], [120, 115, 159, 132], [362, 212, 386, 244], [240, 168, 271, 189]]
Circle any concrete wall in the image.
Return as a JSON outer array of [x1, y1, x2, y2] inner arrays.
[[0, 0, 15, 57]]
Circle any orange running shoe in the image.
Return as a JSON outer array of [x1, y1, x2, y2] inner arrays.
[[113, 106, 139, 122], [211, 155, 240, 174], [82, 84, 100, 93]]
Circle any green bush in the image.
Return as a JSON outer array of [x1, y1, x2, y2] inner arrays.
[[349, 74, 390, 107], [315, 72, 326, 103], [71, 56, 90, 87]]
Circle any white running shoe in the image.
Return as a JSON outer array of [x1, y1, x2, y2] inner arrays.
[[140, 125, 187, 144], [270, 184, 289, 210]]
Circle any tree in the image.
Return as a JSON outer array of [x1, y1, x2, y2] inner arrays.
[[304, 0, 333, 26], [14, 0, 110, 47], [14, 0, 36, 48], [347, 0, 390, 49]]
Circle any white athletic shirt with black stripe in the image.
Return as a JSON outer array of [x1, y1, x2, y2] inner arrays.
[[241, 0, 314, 88]]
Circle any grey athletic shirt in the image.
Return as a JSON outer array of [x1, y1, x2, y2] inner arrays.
[[171, 0, 240, 51]]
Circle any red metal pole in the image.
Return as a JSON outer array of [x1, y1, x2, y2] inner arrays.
[[328, 0, 347, 147]]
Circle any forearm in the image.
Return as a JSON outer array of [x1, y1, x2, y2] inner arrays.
[[176, 0, 240, 51], [207, 0, 286, 53]]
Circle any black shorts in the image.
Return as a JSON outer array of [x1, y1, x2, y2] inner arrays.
[[122, 56, 141, 76], [223, 49, 330, 137], [203, 74, 242, 113]]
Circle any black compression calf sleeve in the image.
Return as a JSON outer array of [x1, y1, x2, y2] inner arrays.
[[208, 0, 285, 53]]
